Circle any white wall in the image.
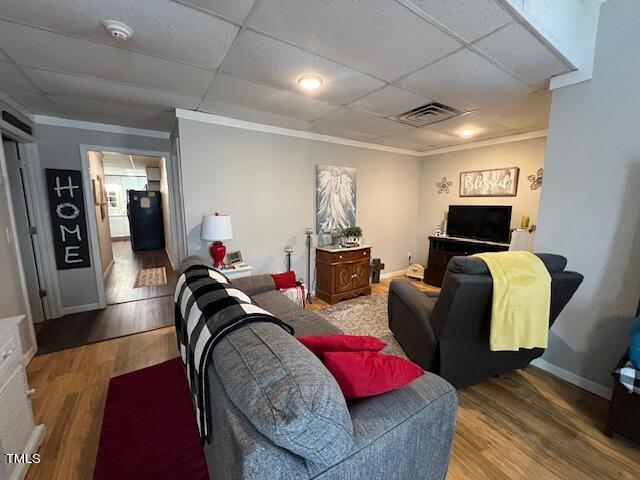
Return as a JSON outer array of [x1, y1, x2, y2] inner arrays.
[[159, 157, 175, 268], [87, 151, 113, 276], [35, 123, 170, 312], [417, 137, 546, 262], [178, 118, 421, 280], [535, 0, 640, 391]]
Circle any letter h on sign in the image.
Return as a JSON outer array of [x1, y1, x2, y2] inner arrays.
[[45, 169, 91, 269]]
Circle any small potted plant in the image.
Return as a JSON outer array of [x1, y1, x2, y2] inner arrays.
[[341, 226, 363, 246]]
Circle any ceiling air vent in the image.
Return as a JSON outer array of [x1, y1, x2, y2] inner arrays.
[[392, 102, 463, 127]]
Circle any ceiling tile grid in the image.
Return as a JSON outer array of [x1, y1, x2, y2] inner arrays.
[[0, 0, 239, 69], [248, 0, 461, 81], [205, 72, 337, 122], [473, 23, 571, 88], [403, 0, 514, 42], [221, 30, 385, 105], [0, 0, 567, 143]]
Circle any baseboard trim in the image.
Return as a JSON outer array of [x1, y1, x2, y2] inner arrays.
[[531, 358, 611, 399], [103, 259, 114, 280], [61, 302, 102, 316], [380, 269, 408, 279]]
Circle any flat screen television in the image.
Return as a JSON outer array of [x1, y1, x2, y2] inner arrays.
[[447, 205, 512, 244]]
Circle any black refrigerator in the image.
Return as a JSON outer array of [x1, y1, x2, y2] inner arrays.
[[128, 190, 165, 251]]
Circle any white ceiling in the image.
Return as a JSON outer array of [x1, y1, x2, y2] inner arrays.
[[101, 152, 160, 176], [0, 0, 570, 151]]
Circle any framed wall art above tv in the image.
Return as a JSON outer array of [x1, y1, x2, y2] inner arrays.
[[459, 167, 519, 197]]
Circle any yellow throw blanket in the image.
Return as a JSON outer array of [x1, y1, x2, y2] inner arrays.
[[475, 251, 551, 352]]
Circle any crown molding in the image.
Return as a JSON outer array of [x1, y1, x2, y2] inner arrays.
[[420, 129, 548, 157], [0, 88, 35, 121], [32, 115, 170, 139], [175, 108, 423, 156]]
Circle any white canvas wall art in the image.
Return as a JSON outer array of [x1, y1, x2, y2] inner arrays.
[[316, 165, 356, 243]]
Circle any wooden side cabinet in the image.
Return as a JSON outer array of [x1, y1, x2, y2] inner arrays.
[[316, 246, 371, 304]]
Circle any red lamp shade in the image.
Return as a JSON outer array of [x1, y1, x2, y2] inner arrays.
[[201, 214, 233, 268]]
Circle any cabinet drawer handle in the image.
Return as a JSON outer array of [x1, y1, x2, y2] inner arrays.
[[2, 349, 13, 359], [27, 388, 36, 397], [339, 255, 343, 259]]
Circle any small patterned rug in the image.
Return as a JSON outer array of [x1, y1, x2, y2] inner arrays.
[[134, 267, 167, 288], [317, 294, 406, 358]]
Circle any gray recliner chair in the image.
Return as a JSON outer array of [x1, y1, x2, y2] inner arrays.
[[388, 254, 583, 389]]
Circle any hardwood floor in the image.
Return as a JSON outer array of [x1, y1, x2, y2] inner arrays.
[[25, 276, 640, 480], [106, 239, 176, 305], [35, 296, 174, 355], [35, 241, 177, 354]]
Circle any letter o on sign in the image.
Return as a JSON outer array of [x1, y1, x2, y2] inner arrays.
[[56, 202, 80, 220]]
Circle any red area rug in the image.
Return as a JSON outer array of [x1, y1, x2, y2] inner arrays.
[[93, 358, 209, 480]]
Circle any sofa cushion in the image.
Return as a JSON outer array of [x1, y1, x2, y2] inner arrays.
[[212, 321, 354, 465], [253, 289, 300, 316], [448, 253, 567, 275], [298, 335, 386, 356], [322, 351, 424, 400]]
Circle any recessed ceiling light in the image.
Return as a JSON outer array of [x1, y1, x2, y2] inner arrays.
[[459, 128, 478, 138], [298, 75, 323, 90]]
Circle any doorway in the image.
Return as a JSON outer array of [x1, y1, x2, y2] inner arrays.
[[88, 150, 177, 306], [2, 136, 46, 324]]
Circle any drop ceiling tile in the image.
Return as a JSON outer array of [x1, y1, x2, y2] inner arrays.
[[350, 86, 432, 117], [24, 68, 201, 110], [175, 0, 255, 23], [249, 0, 460, 81], [306, 119, 379, 142], [314, 107, 413, 138], [0, 62, 37, 91], [206, 73, 336, 122], [407, 0, 513, 42], [424, 113, 513, 139], [47, 95, 175, 130], [0, 20, 214, 97], [198, 99, 313, 131], [222, 30, 385, 105], [369, 136, 428, 151], [474, 23, 570, 88], [479, 89, 551, 130], [1, 88, 57, 114], [399, 48, 532, 113], [392, 126, 457, 147], [0, 0, 238, 69]]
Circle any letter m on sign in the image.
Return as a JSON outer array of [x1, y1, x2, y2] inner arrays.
[[45, 169, 91, 270]]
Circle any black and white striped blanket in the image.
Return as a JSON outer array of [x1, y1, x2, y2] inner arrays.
[[175, 264, 294, 442]]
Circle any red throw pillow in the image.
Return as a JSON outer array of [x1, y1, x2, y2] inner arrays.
[[322, 351, 424, 400], [271, 271, 297, 289], [298, 335, 386, 356]]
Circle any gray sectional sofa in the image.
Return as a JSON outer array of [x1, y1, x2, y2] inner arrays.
[[177, 257, 458, 480]]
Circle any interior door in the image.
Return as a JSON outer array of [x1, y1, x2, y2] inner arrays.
[[2, 138, 45, 323], [352, 260, 369, 289], [335, 263, 353, 293]]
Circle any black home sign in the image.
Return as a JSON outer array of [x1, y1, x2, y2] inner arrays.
[[45, 169, 91, 269]]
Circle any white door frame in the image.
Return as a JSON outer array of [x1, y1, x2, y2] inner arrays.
[[0, 121, 39, 361], [78, 145, 178, 309]]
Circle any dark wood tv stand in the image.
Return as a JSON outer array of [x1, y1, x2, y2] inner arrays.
[[424, 236, 509, 287]]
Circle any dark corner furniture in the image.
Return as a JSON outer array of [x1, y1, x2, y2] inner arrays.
[[606, 354, 640, 443], [425, 236, 509, 287], [388, 254, 583, 389], [315, 245, 371, 304]]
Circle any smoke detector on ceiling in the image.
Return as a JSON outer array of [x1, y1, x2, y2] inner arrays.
[[102, 20, 133, 41]]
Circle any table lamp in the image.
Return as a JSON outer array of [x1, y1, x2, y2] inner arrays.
[[201, 213, 233, 268]]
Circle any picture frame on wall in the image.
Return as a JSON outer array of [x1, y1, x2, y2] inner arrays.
[[459, 167, 519, 197]]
